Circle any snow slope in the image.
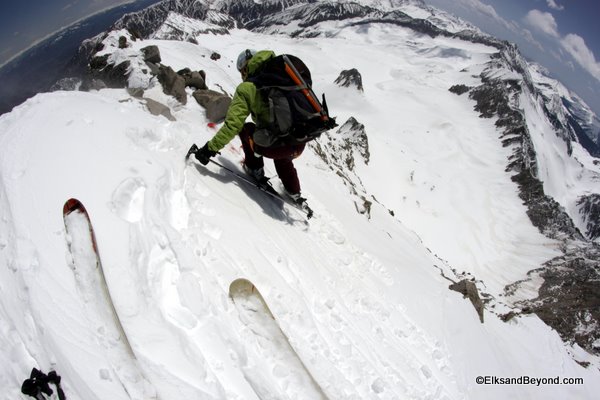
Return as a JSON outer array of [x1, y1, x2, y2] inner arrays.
[[1, 23, 599, 400]]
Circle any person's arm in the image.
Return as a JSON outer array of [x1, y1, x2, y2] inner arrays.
[[207, 82, 255, 152]]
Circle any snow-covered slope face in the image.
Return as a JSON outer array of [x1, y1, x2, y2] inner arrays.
[[529, 63, 600, 148], [2, 2, 600, 400]]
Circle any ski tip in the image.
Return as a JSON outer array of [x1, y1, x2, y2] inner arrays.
[[185, 143, 199, 161], [229, 278, 257, 300], [63, 198, 85, 216]]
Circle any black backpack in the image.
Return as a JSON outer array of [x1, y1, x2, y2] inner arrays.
[[248, 54, 337, 146]]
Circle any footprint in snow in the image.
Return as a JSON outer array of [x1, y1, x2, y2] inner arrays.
[[109, 177, 146, 223], [125, 126, 173, 152]]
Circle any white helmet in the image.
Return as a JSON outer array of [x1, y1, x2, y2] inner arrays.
[[236, 49, 257, 71]]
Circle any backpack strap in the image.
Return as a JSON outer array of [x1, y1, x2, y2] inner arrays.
[[281, 55, 331, 123]]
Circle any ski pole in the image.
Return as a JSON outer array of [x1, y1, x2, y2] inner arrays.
[[186, 144, 313, 218], [209, 159, 314, 218]]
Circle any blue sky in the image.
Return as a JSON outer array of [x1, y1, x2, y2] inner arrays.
[[425, 0, 600, 115]]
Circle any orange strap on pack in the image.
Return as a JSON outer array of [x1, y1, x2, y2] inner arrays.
[[283, 57, 329, 122]]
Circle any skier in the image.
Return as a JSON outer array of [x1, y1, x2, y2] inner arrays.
[[192, 49, 308, 205]]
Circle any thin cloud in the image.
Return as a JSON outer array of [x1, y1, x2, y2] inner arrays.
[[457, 0, 518, 32], [455, 0, 544, 50], [524, 9, 559, 38], [521, 28, 544, 52], [560, 34, 600, 81], [62, 0, 79, 11], [546, 0, 565, 11], [523, 8, 600, 83]]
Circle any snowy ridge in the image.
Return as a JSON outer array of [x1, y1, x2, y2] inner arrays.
[[2, 0, 600, 399], [151, 12, 230, 40]]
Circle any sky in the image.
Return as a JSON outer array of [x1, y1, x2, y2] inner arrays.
[[425, 0, 600, 115], [0, 0, 138, 67]]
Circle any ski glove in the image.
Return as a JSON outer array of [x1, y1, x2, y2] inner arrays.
[[195, 142, 217, 165]]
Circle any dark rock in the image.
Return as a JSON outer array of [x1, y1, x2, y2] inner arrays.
[[127, 87, 144, 98], [141, 45, 161, 64], [143, 97, 176, 121], [210, 52, 221, 61], [499, 311, 518, 322], [89, 54, 109, 70], [192, 89, 231, 121], [311, 116, 372, 217], [86, 59, 130, 89], [450, 279, 485, 323], [177, 68, 207, 90], [128, 28, 142, 40], [339, 117, 370, 166], [187, 71, 207, 90], [157, 65, 187, 104], [118, 36, 128, 49], [528, 244, 600, 355], [577, 194, 600, 240], [334, 68, 363, 92], [449, 84, 470, 95], [180, 70, 207, 90], [145, 61, 160, 75]]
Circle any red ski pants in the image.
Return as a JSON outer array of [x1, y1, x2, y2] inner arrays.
[[239, 123, 305, 194]]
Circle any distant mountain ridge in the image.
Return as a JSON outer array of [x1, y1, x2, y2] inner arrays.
[[102, 0, 600, 154]]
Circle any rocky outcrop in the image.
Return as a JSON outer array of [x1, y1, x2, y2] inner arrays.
[[84, 55, 131, 89], [311, 116, 372, 216], [470, 46, 600, 355], [111, 0, 213, 38], [448, 84, 470, 95], [192, 89, 231, 122], [157, 65, 187, 104], [141, 45, 161, 64], [469, 68, 583, 242], [143, 97, 176, 121], [178, 68, 207, 91], [511, 244, 600, 355], [334, 68, 363, 92], [577, 194, 600, 240], [449, 279, 485, 323]]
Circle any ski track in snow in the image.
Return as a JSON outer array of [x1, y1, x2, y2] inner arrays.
[[163, 148, 462, 399], [1, 19, 599, 400]]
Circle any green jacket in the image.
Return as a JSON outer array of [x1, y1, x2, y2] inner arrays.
[[207, 50, 275, 152]]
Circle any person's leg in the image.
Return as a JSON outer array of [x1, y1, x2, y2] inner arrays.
[[260, 144, 306, 194], [238, 123, 264, 171], [273, 158, 301, 194]]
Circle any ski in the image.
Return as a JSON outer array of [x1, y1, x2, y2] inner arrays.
[[186, 143, 314, 219], [229, 278, 327, 399], [63, 199, 159, 400]]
